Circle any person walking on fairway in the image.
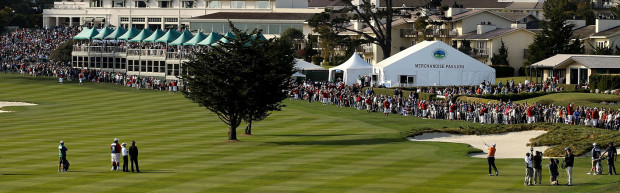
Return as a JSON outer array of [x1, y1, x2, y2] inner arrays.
[[129, 141, 140, 172], [564, 148, 574, 186], [122, 142, 129, 172], [485, 143, 498, 176], [600, 142, 617, 175], [58, 141, 68, 172], [110, 138, 121, 171]]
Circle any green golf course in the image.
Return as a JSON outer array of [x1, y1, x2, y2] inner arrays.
[[0, 74, 618, 192]]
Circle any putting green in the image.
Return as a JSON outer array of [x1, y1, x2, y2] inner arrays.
[[0, 74, 618, 192]]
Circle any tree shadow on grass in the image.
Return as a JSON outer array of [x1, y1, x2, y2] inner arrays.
[[268, 137, 403, 146], [138, 169, 174, 173], [1, 173, 32, 175], [263, 134, 359, 137]]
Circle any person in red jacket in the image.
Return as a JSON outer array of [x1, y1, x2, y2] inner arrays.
[[365, 97, 372, 113], [527, 105, 535, 123], [383, 98, 391, 116], [592, 108, 600, 127], [449, 102, 456, 120]]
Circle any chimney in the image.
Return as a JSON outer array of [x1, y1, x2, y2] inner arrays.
[[566, 20, 586, 30], [477, 22, 496, 34], [596, 19, 620, 33], [446, 7, 466, 18]]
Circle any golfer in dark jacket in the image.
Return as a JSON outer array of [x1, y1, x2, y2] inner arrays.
[[129, 141, 140, 172], [533, 151, 543, 184], [564, 148, 574, 186], [549, 158, 559, 185]]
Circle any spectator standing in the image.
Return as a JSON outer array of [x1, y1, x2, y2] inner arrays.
[[129, 141, 140, 173], [525, 152, 534, 186]]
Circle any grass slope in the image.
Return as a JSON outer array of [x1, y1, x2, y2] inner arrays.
[[0, 74, 618, 192]]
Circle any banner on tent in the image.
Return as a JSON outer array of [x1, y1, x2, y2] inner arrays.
[[414, 64, 465, 69]]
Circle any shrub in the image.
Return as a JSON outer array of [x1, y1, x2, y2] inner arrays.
[[490, 65, 515, 77], [455, 96, 501, 104], [362, 87, 437, 100], [589, 74, 620, 92]]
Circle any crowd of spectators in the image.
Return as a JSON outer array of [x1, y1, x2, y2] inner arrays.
[[291, 80, 619, 130]]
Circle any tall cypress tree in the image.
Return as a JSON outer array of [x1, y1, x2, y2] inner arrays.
[[491, 39, 509, 66], [525, 0, 583, 66]]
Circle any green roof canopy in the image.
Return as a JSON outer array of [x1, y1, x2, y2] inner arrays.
[[128, 28, 154, 42], [118, 27, 140, 40], [92, 27, 114, 40], [244, 33, 268, 46], [73, 28, 99, 40], [104, 27, 127, 40], [183, 32, 207, 46], [197, 32, 222, 46], [155, 29, 181, 43], [142, 29, 166, 42], [211, 32, 236, 47], [169, 30, 194, 45]]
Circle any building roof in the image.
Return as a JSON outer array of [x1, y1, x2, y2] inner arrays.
[[188, 12, 316, 21], [453, 28, 532, 40], [531, 54, 620, 69], [572, 25, 596, 39], [382, 0, 510, 8], [495, 12, 534, 22], [591, 25, 620, 38], [505, 2, 543, 10], [451, 9, 516, 23]]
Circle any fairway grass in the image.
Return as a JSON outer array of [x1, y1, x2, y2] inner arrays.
[[0, 74, 619, 192]]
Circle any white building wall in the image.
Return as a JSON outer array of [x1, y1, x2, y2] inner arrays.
[[459, 12, 513, 35]]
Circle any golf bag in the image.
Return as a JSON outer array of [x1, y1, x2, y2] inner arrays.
[[593, 157, 606, 174], [63, 160, 70, 171]]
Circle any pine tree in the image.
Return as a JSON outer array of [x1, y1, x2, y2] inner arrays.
[[525, 0, 583, 66], [491, 39, 509, 66], [181, 23, 295, 141]]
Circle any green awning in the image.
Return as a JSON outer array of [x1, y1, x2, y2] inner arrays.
[[142, 29, 165, 42], [155, 29, 181, 43], [244, 33, 268, 46], [197, 32, 222, 46], [104, 27, 127, 40], [118, 27, 140, 40], [73, 27, 99, 40], [183, 32, 207, 46], [128, 28, 154, 42], [92, 27, 114, 40], [211, 32, 236, 47], [169, 30, 194, 45]]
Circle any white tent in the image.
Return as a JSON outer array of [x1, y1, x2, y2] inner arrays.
[[294, 59, 325, 71], [329, 54, 373, 85], [374, 41, 495, 87]]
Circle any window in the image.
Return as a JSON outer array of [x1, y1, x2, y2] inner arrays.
[[256, 1, 270, 9], [160, 61, 166, 72], [148, 18, 162, 22], [113, 1, 126, 7], [91, 0, 103, 7], [132, 17, 145, 22], [596, 41, 607, 48], [165, 18, 178, 22], [523, 49, 529, 58], [231, 1, 245, 9], [183, 1, 196, 8], [399, 75, 415, 87], [159, 0, 172, 8], [208, 1, 221, 8], [134, 1, 147, 8], [120, 17, 129, 22]]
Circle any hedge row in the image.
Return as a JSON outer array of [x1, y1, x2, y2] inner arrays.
[[455, 96, 501, 104], [589, 74, 620, 91], [471, 90, 589, 101], [362, 87, 437, 100], [490, 65, 515, 78]]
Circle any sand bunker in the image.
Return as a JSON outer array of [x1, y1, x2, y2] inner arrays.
[[408, 130, 549, 159], [0, 101, 37, 113]]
